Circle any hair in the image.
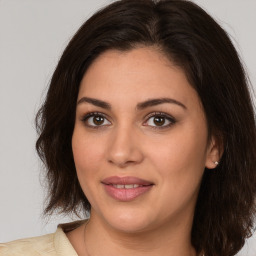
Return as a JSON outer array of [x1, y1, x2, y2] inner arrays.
[[36, 0, 256, 255]]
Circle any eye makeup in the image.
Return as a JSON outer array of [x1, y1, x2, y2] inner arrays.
[[80, 111, 176, 130]]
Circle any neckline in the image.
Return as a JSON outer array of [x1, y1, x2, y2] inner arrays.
[[54, 220, 88, 256]]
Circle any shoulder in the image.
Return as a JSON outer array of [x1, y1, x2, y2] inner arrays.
[[0, 221, 84, 256], [0, 233, 56, 256]]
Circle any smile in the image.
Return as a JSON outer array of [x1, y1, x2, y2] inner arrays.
[[102, 176, 154, 201]]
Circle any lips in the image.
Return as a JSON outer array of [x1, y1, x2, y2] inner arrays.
[[101, 176, 154, 201]]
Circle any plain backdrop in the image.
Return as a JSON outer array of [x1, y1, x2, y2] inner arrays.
[[0, 0, 255, 255]]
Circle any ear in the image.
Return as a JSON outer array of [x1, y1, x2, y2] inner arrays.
[[205, 136, 223, 169]]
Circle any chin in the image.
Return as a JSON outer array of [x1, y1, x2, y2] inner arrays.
[[101, 208, 156, 233]]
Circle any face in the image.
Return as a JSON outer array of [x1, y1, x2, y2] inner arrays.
[[72, 47, 219, 233]]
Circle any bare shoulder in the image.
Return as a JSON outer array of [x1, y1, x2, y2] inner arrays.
[[0, 233, 56, 256]]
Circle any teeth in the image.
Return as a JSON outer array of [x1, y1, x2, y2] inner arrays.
[[113, 184, 141, 189], [124, 184, 134, 189], [115, 184, 124, 189]]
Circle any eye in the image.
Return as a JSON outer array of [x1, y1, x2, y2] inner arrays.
[[144, 112, 176, 129], [81, 112, 111, 128]]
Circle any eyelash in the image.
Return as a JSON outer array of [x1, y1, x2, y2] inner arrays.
[[80, 111, 176, 130]]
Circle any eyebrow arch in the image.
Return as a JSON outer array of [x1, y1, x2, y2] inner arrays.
[[136, 98, 187, 110], [77, 97, 187, 110], [77, 97, 111, 110]]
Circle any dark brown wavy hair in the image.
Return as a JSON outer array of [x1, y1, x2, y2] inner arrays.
[[36, 0, 256, 255]]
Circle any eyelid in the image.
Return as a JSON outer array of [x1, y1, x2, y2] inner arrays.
[[144, 111, 176, 121], [81, 111, 109, 120]]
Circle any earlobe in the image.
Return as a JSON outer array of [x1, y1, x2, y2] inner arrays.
[[205, 136, 223, 169]]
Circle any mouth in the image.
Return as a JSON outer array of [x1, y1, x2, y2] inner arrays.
[[101, 176, 154, 201]]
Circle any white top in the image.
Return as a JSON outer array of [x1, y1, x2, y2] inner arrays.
[[0, 221, 86, 256]]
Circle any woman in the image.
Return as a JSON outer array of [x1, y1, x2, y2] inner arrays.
[[1, 0, 255, 255]]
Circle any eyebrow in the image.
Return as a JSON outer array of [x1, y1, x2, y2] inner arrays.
[[77, 97, 187, 110]]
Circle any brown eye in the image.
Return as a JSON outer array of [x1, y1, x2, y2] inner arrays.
[[82, 112, 111, 128], [145, 112, 176, 129], [93, 116, 105, 125], [153, 116, 165, 126]]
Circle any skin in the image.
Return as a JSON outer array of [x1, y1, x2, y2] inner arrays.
[[68, 47, 220, 256]]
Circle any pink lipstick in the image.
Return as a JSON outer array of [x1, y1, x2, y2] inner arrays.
[[101, 176, 154, 201]]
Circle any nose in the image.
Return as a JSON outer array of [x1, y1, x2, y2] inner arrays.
[[107, 125, 144, 168]]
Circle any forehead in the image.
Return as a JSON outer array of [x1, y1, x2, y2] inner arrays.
[[78, 47, 200, 110]]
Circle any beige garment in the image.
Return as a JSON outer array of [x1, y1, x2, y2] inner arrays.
[[0, 221, 86, 256]]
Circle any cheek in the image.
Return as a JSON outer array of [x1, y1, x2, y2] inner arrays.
[[149, 125, 208, 185], [146, 128, 208, 215], [72, 129, 107, 207], [72, 129, 105, 181]]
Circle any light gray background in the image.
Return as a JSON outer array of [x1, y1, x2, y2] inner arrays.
[[0, 0, 255, 255]]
